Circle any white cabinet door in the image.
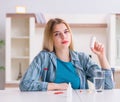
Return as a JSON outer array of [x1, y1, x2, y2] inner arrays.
[[108, 14, 120, 68]]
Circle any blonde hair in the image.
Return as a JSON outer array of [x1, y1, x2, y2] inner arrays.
[[42, 18, 74, 52]]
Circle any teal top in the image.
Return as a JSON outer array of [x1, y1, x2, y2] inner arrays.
[[54, 58, 80, 89]]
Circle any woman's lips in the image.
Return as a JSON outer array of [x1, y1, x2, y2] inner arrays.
[[62, 41, 68, 44]]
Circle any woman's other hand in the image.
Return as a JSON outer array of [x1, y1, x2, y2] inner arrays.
[[48, 83, 68, 91]]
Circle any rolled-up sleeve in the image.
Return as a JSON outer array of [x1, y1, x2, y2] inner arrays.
[[19, 53, 48, 91], [103, 69, 114, 89]]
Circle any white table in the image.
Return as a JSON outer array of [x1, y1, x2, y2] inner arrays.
[[0, 88, 120, 102], [74, 89, 120, 102]]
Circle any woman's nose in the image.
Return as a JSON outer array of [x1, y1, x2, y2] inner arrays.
[[61, 33, 66, 39]]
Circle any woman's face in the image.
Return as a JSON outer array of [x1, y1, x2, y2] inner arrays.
[[52, 23, 71, 50]]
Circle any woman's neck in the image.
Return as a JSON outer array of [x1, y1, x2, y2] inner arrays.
[[55, 48, 70, 62]]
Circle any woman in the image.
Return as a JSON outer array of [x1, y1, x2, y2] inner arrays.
[[19, 18, 114, 91]]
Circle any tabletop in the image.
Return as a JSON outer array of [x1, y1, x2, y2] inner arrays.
[[0, 88, 120, 102]]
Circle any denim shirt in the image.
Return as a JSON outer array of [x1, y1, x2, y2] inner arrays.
[[19, 50, 114, 91]]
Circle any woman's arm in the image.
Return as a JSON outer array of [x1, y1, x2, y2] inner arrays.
[[19, 52, 48, 91], [91, 41, 110, 69], [90, 41, 114, 89]]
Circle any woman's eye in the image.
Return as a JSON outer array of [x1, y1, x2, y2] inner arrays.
[[64, 30, 69, 34], [55, 33, 58, 36], [55, 32, 60, 36]]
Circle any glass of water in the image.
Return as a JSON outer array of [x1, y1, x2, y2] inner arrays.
[[94, 70, 105, 92]]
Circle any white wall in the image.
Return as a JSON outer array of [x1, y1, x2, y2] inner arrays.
[[1, 0, 120, 66]]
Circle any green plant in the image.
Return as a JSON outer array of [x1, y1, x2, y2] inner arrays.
[[0, 40, 5, 90], [0, 40, 5, 70], [0, 40, 5, 47], [0, 66, 5, 70]]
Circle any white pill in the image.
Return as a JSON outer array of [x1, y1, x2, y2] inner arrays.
[[90, 36, 96, 48]]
